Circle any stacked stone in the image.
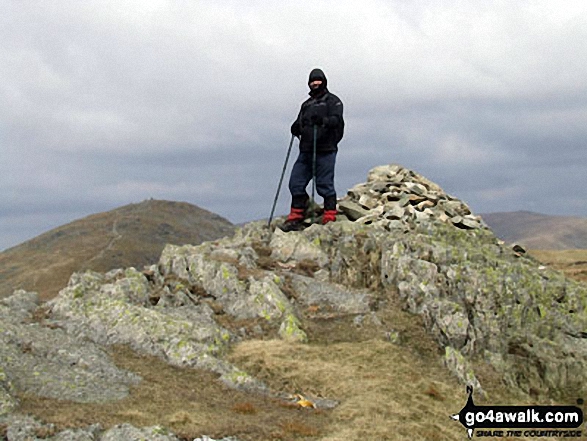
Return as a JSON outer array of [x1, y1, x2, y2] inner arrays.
[[338, 164, 487, 231]]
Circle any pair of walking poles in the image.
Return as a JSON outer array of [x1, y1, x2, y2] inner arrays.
[[267, 126, 318, 229]]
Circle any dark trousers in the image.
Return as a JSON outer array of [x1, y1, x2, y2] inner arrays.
[[288, 151, 337, 210]]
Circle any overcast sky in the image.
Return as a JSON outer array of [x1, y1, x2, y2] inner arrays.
[[1, 0, 586, 250]]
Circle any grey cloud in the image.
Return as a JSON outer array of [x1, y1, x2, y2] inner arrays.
[[1, 0, 586, 250]]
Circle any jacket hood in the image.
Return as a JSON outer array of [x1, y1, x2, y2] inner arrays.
[[308, 68, 327, 87], [308, 68, 328, 96]]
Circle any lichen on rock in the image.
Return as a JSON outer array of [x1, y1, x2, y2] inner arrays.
[[1, 290, 140, 405], [278, 313, 307, 343], [48, 270, 236, 375]]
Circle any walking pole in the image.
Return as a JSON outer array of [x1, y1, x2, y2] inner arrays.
[[267, 134, 296, 228], [311, 124, 317, 225]]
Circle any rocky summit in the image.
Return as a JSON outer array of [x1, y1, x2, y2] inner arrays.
[[337, 164, 487, 231], [1, 164, 586, 440]]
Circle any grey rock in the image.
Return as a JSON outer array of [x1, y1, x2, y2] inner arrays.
[[290, 274, 372, 314], [278, 314, 307, 343], [1, 414, 101, 441], [269, 229, 329, 268], [512, 243, 526, 254], [0, 290, 39, 321], [358, 193, 378, 209], [383, 204, 404, 220], [370, 181, 390, 193], [0, 415, 186, 441], [338, 199, 370, 221], [1, 291, 140, 405], [429, 299, 470, 350], [415, 200, 435, 211], [382, 191, 402, 202], [387, 220, 406, 230], [48, 269, 265, 393], [378, 221, 587, 397], [443, 200, 471, 217], [366, 165, 391, 181], [346, 183, 370, 200], [384, 330, 401, 344], [404, 182, 427, 196], [193, 436, 240, 441], [355, 213, 381, 226], [100, 424, 180, 441], [450, 215, 463, 225], [415, 208, 434, 221], [0, 380, 16, 417], [452, 216, 480, 230], [2, 414, 51, 441], [444, 347, 484, 396]]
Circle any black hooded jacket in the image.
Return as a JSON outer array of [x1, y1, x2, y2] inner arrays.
[[290, 69, 344, 153]]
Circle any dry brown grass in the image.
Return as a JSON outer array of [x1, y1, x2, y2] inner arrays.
[[423, 383, 445, 401], [17, 345, 330, 441], [228, 338, 522, 441], [294, 259, 322, 277], [279, 419, 320, 437], [528, 249, 587, 283], [231, 402, 258, 415]]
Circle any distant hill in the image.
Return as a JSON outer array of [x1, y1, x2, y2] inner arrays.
[[0, 200, 235, 300], [480, 211, 587, 250]]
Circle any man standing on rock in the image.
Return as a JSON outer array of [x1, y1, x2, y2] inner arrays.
[[280, 68, 345, 232]]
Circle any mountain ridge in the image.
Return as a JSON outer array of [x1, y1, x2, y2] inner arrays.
[[0, 199, 235, 301], [480, 210, 587, 249]]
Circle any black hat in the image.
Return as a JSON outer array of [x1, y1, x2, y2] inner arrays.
[[308, 68, 327, 88]]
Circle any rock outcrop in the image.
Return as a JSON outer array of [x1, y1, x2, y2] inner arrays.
[[1, 163, 586, 440], [0, 290, 140, 405]]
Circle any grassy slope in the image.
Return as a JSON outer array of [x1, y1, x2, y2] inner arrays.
[[0, 200, 234, 301], [528, 249, 587, 283]]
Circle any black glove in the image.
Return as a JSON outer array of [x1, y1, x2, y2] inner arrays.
[[291, 121, 301, 137]]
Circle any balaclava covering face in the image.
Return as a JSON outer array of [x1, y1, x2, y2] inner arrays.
[[308, 68, 327, 96]]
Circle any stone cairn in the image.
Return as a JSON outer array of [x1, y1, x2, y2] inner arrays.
[[337, 164, 487, 231]]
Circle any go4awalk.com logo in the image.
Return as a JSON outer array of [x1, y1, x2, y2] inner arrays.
[[451, 386, 584, 439]]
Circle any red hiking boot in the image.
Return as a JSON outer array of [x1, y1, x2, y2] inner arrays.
[[322, 209, 337, 224], [279, 208, 306, 232]]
